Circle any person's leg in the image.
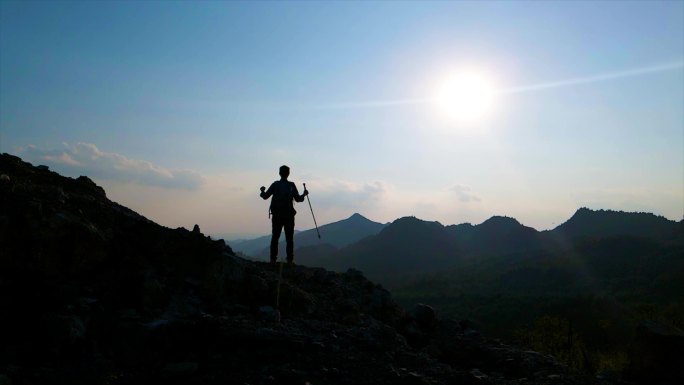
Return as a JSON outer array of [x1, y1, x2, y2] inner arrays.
[[270, 216, 283, 263], [284, 216, 295, 262]]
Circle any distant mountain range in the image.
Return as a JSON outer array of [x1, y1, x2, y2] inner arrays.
[[232, 208, 682, 284], [379, 209, 684, 354], [279, 207, 682, 363], [229, 207, 684, 353]]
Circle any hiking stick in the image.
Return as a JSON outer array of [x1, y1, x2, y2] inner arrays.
[[303, 183, 321, 239], [276, 261, 283, 309]]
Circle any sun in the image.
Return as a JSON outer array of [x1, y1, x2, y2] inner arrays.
[[434, 69, 497, 124]]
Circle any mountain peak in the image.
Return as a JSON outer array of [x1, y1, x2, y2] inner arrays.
[[569, 207, 607, 219], [480, 215, 521, 228], [393, 216, 443, 227], [570, 207, 667, 219], [554, 207, 676, 239], [380, 216, 445, 237], [348, 212, 368, 221]]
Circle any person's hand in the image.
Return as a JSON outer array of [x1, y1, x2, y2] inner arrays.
[[260, 186, 266, 192], [303, 189, 309, 196]]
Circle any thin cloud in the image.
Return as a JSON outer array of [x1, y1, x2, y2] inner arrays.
[[303, 179, 387, 210], [20, 142, 204, 190], [304, 60, 684, 110], [449, 184, 481, 203]]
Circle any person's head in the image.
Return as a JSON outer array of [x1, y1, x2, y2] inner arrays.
[[279, 165, 290, 179]]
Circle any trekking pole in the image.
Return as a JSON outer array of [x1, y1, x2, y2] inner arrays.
[[303, 183, 321, 239], [276, 261, 283, 309]]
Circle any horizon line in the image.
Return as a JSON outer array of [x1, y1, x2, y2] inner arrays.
[[220, 206, 682, 241]]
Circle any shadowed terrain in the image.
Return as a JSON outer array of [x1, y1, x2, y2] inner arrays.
[[0, 153, 605, 384]]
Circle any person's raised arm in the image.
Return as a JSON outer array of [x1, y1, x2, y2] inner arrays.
[[292, 183, 308, 203], [260, 183, 274, 199]]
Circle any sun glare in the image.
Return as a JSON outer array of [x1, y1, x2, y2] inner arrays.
[[434, 70, 497, 125]]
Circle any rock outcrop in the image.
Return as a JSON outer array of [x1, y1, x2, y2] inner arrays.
[[0, 153, 597, 384]]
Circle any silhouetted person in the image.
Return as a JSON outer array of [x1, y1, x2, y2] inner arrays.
[[260, 165, 308, 266]]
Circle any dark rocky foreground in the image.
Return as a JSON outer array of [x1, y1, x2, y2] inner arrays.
[[0, 153, 599, 385]]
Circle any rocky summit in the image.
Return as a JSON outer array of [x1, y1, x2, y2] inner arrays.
[[0, 153, 598, 385]]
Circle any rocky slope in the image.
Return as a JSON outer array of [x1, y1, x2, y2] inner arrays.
[[0, 153, 598, 385]]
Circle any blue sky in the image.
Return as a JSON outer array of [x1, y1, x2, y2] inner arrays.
[[1, 1, 682, 238]]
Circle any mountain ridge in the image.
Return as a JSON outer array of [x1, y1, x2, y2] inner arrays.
[[234, 207, 679, 263]]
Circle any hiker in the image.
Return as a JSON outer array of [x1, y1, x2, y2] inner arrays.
[[260, 165, 308, 266]]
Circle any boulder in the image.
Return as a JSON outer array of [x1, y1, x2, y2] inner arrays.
[[75, 175, 106, 197], [411, 303, 437, 331]]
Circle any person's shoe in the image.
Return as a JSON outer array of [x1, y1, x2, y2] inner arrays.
[[286, 260, 296, 267], [270, 259, 277, 267]]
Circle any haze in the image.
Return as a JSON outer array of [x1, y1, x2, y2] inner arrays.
[[1, 1, 682, 239]]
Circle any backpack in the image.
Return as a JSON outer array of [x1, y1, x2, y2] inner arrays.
[[269, 180, 296, 217]]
